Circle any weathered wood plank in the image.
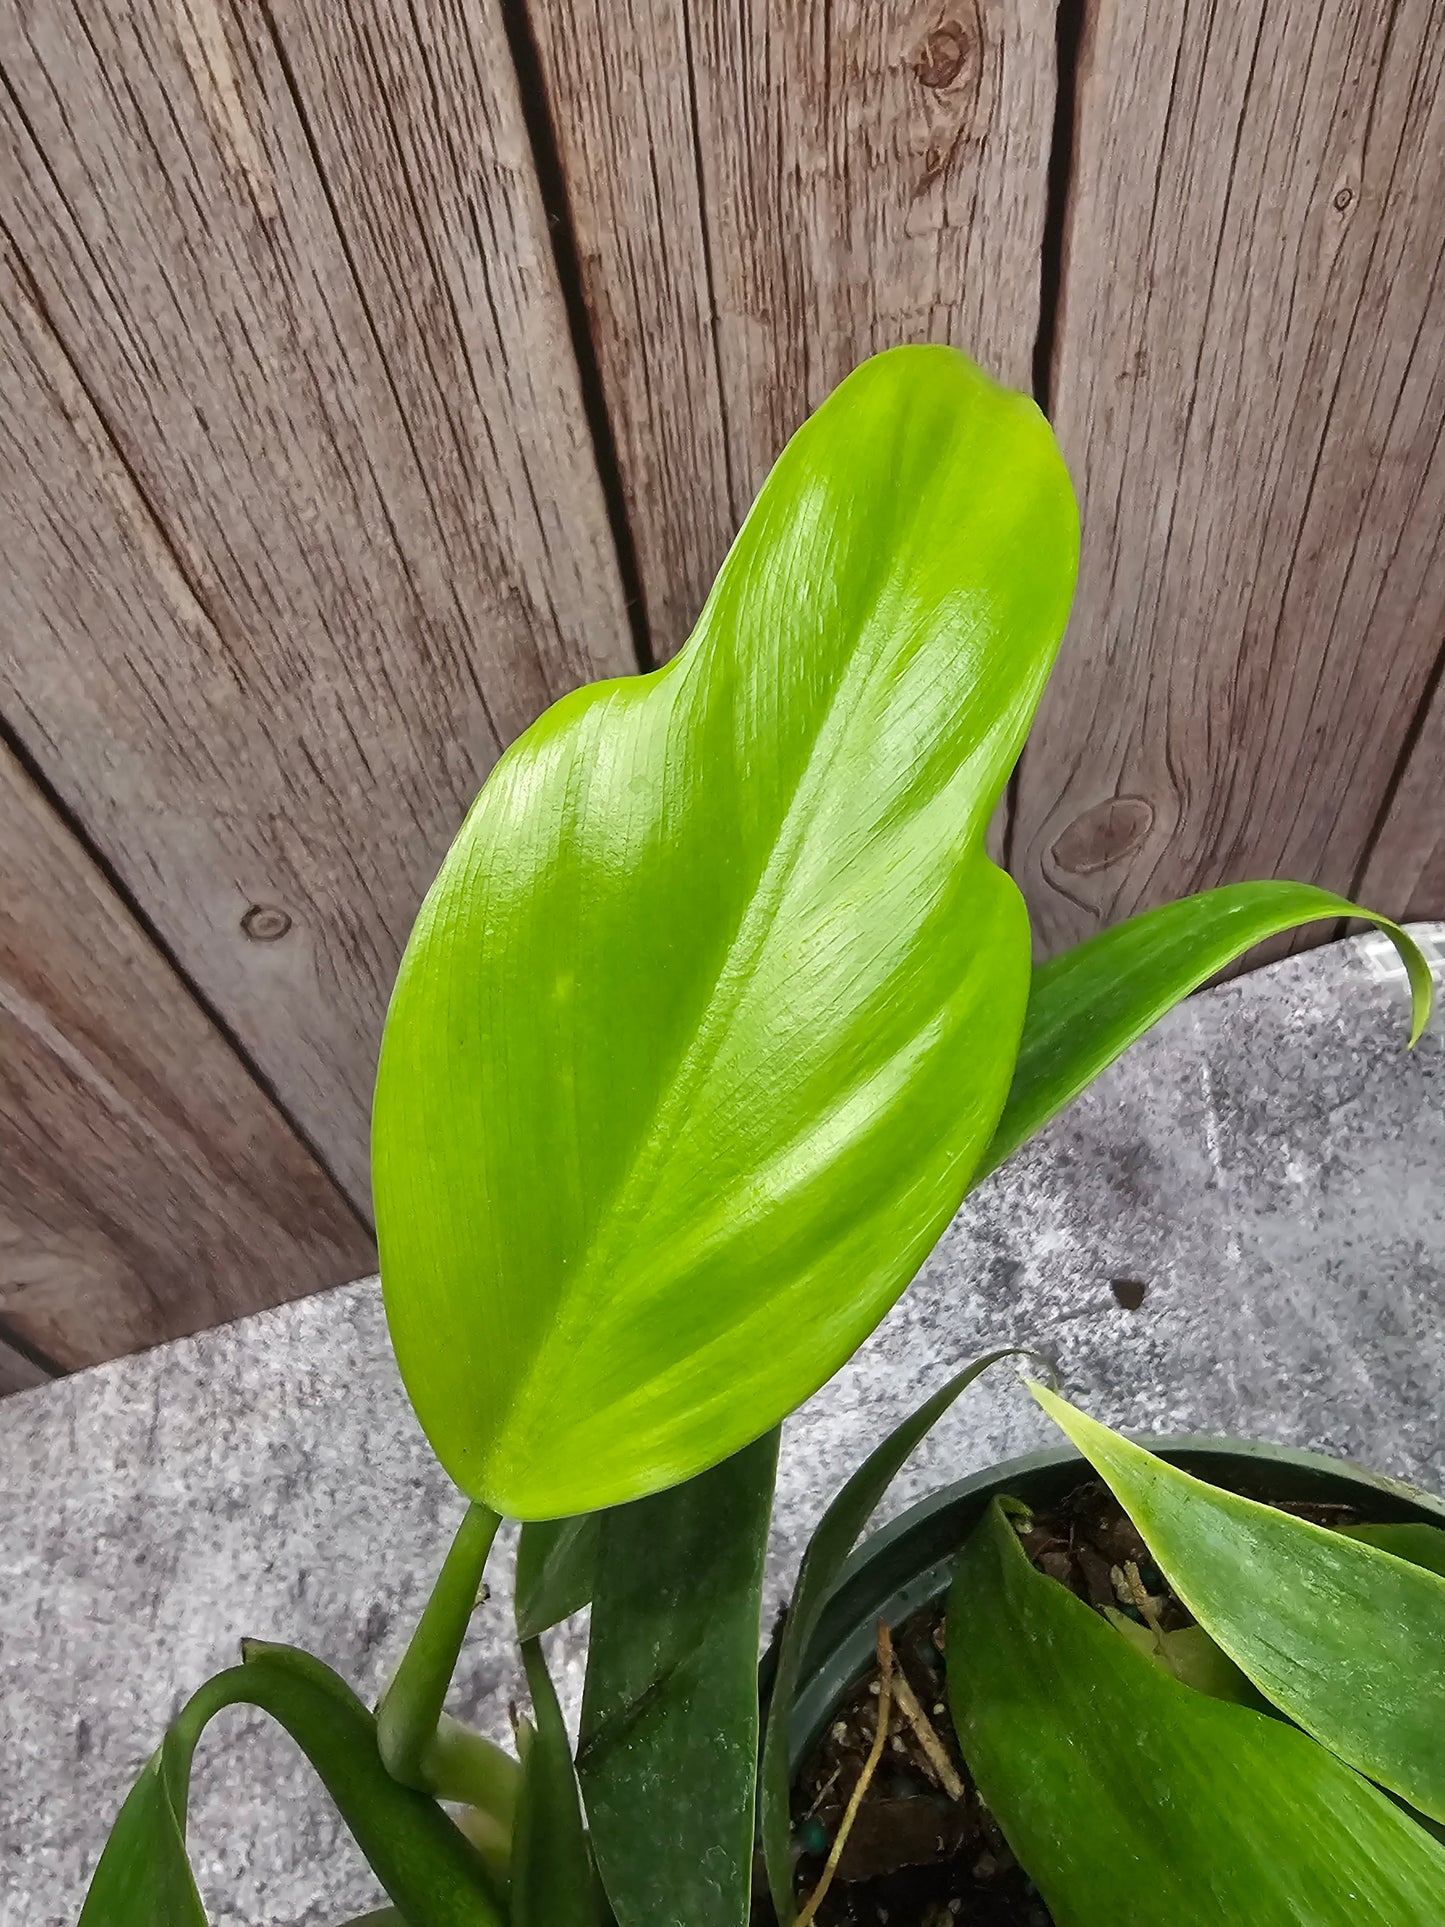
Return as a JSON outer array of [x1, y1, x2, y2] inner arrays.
[[0, 1329, 52, 1397], [1013, 1, 1445, 955], [1360, 664, 1445, 924], [0, 0, 633, 1207], [529, 0, 1058, 657], [0, 740, 374, 1373]]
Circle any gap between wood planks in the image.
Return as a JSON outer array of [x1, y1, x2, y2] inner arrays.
[[499, 0, 657, 674], [0, 213, 373, 1237], [0, 1312, 62, 1382], [0, 697, 372, 1250], [1004, 0, 1089, 878]]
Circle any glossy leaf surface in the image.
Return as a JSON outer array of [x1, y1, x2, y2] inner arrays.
[[514, 1514, 599, 1639], [80, 1644, 503, 1927], [511, 1641, 602, 1927], [1032, 1384, 1445, 1821], [976, 885, 1431, 1182], [947, 1502, 1445, 1925], [578, 1430, 778, 1927], [374, 346, 1078, 1516], [760, 1351, 1029, 1924]]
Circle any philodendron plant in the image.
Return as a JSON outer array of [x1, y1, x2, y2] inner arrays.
[[78, 346, 1436, 1927]]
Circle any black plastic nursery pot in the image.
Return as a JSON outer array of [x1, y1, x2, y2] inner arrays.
[[759, 1435, 1445, 1914]]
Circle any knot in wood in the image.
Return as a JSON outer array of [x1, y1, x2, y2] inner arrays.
[[1049, 795, 1156, 875], [913, 19, 971, 91], [241, 903, 292, 942]]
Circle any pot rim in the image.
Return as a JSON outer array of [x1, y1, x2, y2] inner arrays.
[[772, 1432, 1445, 1774]]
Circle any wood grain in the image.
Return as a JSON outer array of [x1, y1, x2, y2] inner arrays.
[[0, 740, 374, 1373], [1013, 0, 1445, 955], [0, 0, 633, 1207], [529, 0, 1058, 657], [0, 1330, 52, 1396], [1360, 660, 1445, 925]]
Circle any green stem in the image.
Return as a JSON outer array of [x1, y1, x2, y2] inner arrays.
[[376, 1502, 502, 1791], [424, 1712, 521, 1888], [424, 1712, 521, 1820]]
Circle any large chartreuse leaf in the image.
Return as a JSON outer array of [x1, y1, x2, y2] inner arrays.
[[577, 1429, 778, 1927], [975, 885, 1431, 1182], [947, 1502, 1445, 1925], [374, 346, 1078, 1516], [1032, 1384, 1445, 1821], [79, 1644, 503, 1927]]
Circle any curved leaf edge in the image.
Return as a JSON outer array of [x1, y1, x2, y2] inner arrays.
[[977, 885, 1433, 1185], [78, 1644, 504, 1927]]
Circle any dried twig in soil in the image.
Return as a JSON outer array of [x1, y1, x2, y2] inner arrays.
[[889, 1663, 965, 1801], [1121, 1558, 1168, 1650], [796, 1622, 895, 1927]]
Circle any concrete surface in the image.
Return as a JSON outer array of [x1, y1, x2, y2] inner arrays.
[[2, 925, 1442, 1925]]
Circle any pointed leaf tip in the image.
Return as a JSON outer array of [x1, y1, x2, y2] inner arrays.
[[977, 887, 1433, 1185]]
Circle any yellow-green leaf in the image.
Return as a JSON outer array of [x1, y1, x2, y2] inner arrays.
[[374, 347, 1078, 1517]]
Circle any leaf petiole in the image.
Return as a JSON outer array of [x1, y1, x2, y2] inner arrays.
[[375, 1503, 505, 1796]]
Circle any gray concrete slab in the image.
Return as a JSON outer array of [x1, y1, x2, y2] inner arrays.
[[2, 925, 1442, 1926]]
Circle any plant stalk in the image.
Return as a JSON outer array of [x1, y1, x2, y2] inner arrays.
[[376, 1502, 503, 1791]]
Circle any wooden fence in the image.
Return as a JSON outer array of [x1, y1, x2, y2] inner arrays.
[[2, 0, 1442, 1389]]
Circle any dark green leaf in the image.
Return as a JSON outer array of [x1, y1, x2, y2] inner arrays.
[[515, 1515, 600, 1640], [511, 1641, 602, 1927], [760, 1351, 1030, 1924], [1032, 1384, 1445, 1822], [1344, 1522, 1445, 1579], [81, 1644, 503, 1927], [948, 1501, 1445, 1925], [578, 1430, 779, 1927], [374, 346, 1079, 1517], [976, 885, 1430, 1183], [77, 1748, 208, 1926]]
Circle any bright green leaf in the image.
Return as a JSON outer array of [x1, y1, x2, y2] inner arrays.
[[515, 1515, 599, 1640], [578, 1429, 778, 1927], [760, 1350, 1031, 1925], [374, 346, 1079, 1517], [80, 1644, 503, 1927], [947, 1502, 1445, 1926], [1031, 1383, 1445, 1822], [511, 1641, 602, 1927], [975, 885, 1431, 1183], [1343, 1521, 1445, 1580]]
